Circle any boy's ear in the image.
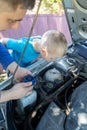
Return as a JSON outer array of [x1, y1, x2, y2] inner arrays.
[[41, 47, 47, 56]]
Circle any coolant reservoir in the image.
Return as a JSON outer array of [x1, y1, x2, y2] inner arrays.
[[44, 68, 63, 82]]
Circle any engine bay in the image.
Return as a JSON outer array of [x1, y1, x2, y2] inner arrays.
[[7, 41, 87, 130], [0, 40, 87, 130]]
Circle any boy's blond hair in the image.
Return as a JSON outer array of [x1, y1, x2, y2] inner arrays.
[[41, 30, 67, 57]]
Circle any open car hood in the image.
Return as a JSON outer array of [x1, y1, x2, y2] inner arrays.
[[62, 0, 87, 42]]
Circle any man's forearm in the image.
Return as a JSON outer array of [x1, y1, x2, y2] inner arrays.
[[0, 90, 12, 103]]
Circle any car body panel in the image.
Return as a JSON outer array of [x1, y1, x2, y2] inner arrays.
[[62, 0, 87, 42]]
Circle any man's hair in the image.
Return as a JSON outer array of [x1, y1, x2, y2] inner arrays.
[[41, 30, 67, 55], [0, 0, 35, 10]]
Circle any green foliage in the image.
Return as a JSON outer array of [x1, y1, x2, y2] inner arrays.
[[0, 73, 7, 82], [42, 0, 63, 14]]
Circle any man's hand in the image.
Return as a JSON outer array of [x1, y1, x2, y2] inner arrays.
[[7, 62, 32, 81], [0, 82, 33, 102], [14, 67, 32, 81]]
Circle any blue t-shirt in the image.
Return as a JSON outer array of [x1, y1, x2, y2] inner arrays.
[[6, 36, 41, 67], [0, 43, 14, 69]]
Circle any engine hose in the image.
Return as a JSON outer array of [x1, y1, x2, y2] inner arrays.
[[36, 78, 77, 114], [39, 77, 77, 100], [24, 115, 34, 130], [6, 101, 17, 130]]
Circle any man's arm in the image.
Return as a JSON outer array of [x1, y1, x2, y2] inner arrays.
[[0, 43, 14, 69], [0, 42, 33, 103], [0, 82, 33, 102], [0, 42, 32, 80], [7, 62, 32, 80]]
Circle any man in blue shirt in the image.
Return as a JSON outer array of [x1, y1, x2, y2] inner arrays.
[[0, 0, 35, 103]]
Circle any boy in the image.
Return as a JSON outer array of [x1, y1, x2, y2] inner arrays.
[[1, 30, 67, 67]]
